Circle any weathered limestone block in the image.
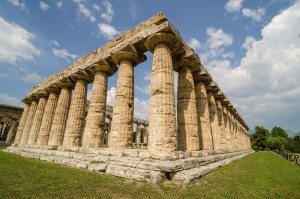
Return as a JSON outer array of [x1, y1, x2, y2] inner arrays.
[[110, 50, 146, 149], [146, 33, 180, 152], [37, 91, 59, 145], [207, 92, 219, 150], [27, 96, 48, 145], [63, 79, 87, 147], [106, 165, 163, 183], [82, 72, 108, 148], [5, 121, 17, 143], [87, 163, 107, 172], [48, 86, 72, 146], [20, 100, 38, 144], [195, 81, 213, 150], [14, 103, 30, 145], [222, 107, 232, 151], [177, 65, 199, 151]]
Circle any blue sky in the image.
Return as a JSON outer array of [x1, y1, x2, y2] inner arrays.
[[0, 0, 299, 133]]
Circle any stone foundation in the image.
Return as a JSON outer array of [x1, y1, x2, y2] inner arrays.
[[3, 146, 253, 184]]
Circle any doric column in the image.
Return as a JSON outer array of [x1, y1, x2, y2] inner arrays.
[[207, 91, 218, 150], [37, 89, 59, 146], [136, 122, 141, 144], [63, 71, 91, 147], [145, 33, 181, 152], [5, 121, 17, 143], [20, 100, 38, 144], [82, 62, 116, 148], [0, 122, 3, 136], [175, 59, 199, 151], [27, 93, 48, 145], [109, 50, 146, 149], [13, 101, 30, 145], [143, 124, 148, 144], [48, 79, 73, 146], [216, 99, 226, 151], [222, 106, 232, 151]]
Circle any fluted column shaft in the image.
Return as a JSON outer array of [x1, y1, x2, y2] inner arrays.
[[5, 121, 17, 143], [136, 123, 141, 144], [177, 66, 199, 151], [195, 81, 214, 150], [144, 125, 148, 144], [207, 92, 219, 150], [20, 100, 38, 144], [109, 60, 134, 149], [82, 71, 108, 148], [14, 103, 30, 145], [223, 108, 232, 151], [27, 96, 47, 145], [216, 100, 226, 150], [37, 92, 59, 145], [48, 87, 72, 146], [63, 80, 87, 147]]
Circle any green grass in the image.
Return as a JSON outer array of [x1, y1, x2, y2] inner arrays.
[[1, 147, 300, 198]]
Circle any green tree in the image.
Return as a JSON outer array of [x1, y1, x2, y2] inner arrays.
[[251, 126, 270, 150], [266, 137, 287, 150], [271, 126, 288, 139]]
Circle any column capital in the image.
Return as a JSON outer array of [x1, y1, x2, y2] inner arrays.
[[45, 83, 60, 93], [88, 60, 117, 77], [70, 69, 93, 82], [145, 32, 182, 54], [112, 50, 146, 67], [173, 56, 200, 72], [56, 77, 74, 89]]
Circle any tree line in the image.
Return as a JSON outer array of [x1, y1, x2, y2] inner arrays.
[[250, 126, 300, 152]]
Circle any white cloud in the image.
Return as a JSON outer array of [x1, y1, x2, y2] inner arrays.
[[242, 36, 256, 50], [56, 1, 63, 9], [39, 1, 50, 11], [242, 8, 266, 22], [203, 1, 300, 131], [0, 92, 23, 107], [143, 71, 151, 81], [8, 0, 26, 10], [74, 0, 96, 23], [135, 85, 150, 95], [93, 3, 100, 12], [98, 23, 120, 39], [20, 72, 44, 84], [224, 0, 244, 12], [129, 1, 137, 19], [50, 40, 60, 47], [106, 87, 116, 106], [134, 97, 149, 120], [0, 17, 40, 65], [207, 27, 233, 49], [188, 38, 201, 51], [101, 0, 114, 23], [52, 48, 78, 62]]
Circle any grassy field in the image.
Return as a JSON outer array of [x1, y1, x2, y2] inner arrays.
[[1, 146, 300, 199]]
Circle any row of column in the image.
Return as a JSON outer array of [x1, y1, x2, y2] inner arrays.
[[0, 120, 18, 143], [14, 32, 250, 153]]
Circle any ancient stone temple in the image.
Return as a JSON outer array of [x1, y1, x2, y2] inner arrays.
[[0, 104, 23, 143], [5, 13, 252, 184]]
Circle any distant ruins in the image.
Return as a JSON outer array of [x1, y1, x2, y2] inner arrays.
[[4, 13, 252, 184]]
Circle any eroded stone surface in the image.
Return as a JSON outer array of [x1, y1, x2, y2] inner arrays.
[[20, 100, 38, 144]]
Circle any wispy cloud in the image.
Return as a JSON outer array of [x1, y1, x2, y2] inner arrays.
[[101, 0, 114, 23], [129, 1, 137, 19], [7, 0, 27, 11], [224, 0, 244, 12], [98, 23, 120, 39], [50, 40, 60, 47], [20, 71, 44, 84], [39, 1, 50, 11], [52, 48, 78, 62], [0, 17, 40, 65], [242, 8, 266, 22], [56, 1, 63, 9], [93, 3, 100, 12], [0, 92, 23, 107], [188, 38, 201, 51], [74, 0, 96, 23]]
